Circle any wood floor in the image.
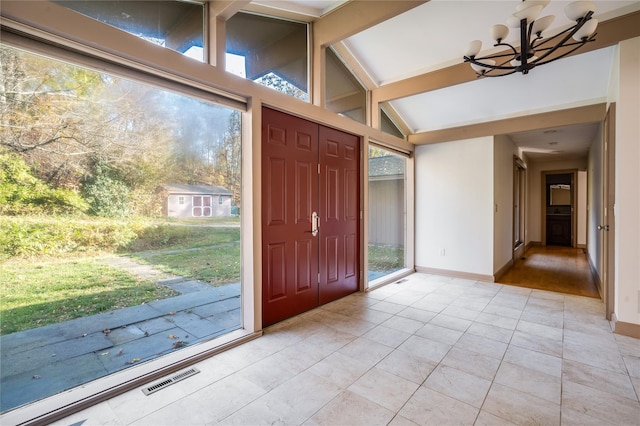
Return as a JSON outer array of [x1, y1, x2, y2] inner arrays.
[[498, 245, 601, 298]]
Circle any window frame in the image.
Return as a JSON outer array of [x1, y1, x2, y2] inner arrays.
[[365, 141, 415, 290], [0, 22, 257, 426]]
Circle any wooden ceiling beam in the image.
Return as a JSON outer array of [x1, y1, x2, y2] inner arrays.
[[313, 0, 428, 47], [409, 103, 607, 145]]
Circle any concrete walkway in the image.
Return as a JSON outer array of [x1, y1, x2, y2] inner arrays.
[[0, 257, 241, 412]]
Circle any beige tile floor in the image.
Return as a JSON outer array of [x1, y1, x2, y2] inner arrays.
[[54, 273, 640, 425]]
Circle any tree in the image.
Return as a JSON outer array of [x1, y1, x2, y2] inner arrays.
[[254, 72, 308, 101], [0, 45, 177, 192], [217, 111, 242, 208], [81, 161, 130, 218], [0, 45, 108, 187], [0, 151, 88, 215], [1, 44, 243, 218]]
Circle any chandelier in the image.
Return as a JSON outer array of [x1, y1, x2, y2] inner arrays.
[[463, 0, 598, 77]]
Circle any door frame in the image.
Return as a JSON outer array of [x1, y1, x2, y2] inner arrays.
[[260, 107, 361, 327], [541, 170, 578, 247], [603, 103, 616, 320], [513, 156, 526, 260]]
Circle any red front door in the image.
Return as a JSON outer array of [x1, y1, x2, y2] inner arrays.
[[318, 125, 359, 304], [262, 108, 359, 326]]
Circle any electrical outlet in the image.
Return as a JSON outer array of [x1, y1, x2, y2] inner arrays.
[[439, 248, 445, 256]]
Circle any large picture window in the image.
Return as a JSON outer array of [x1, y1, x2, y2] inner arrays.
[[0, 42, 242, 412]]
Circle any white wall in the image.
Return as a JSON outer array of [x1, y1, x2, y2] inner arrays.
[[614, 37, 640, 325], [494, 135, 517, 273], [415, 137, 494, 277], [526, 158, 588, 244]]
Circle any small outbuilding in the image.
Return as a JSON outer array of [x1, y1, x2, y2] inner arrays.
[[162, 183, 233, 218]]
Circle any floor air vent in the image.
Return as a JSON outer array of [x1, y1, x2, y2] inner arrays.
[[142, 367, 200, 395]]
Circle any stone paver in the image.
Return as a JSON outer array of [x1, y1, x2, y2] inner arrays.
[[0, 253, 242, 412]]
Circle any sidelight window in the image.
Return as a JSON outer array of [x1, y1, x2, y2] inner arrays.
[[367, 145, 407, 282]]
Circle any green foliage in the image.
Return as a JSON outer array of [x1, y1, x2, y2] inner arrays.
[[127, 222, 240, 252], [0, 152, 88, 215], [82, 162, 131, 218], [0, 216, 139, 259], [0, 216, 241, 260]]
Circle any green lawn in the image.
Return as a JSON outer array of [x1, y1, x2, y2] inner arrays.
[[0, 258, 177, 335], [132, 242, 241, 286], [368, 243, 404, 272], [0, 217, 241, 335]]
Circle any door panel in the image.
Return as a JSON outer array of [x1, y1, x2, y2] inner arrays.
[[262, 108, 360, 325], [262, 108, 319, 326], [318, 126, 360, 304]]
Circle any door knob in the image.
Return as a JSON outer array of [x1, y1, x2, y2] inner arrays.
[[597, 225, 610, 231]]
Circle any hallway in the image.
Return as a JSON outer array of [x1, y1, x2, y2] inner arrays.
[[498, 246, 600, 299]]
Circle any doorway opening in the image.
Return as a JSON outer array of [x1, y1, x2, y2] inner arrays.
[[543, 172, 575, 247]]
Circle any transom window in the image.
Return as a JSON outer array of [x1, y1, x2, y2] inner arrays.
[[54, 1, 205, 61], [226, 12, 309, 101]]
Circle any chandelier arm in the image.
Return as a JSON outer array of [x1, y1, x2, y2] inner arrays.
[[532, 35, 596, 66], [533, 37, 596, 54], [531, 11, 594, 64], [464, 57, 521, 71], [482, 68, 519, 77], [471, 51, 518, 61], [495, 40, 519, 58], [520, 19, 530, 71], [531, 26, 575, 49]]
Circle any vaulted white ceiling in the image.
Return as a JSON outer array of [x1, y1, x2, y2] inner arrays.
[[257, 0, 640, 160]]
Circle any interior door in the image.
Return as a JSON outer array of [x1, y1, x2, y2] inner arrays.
[[262, 108, 360, 326]]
